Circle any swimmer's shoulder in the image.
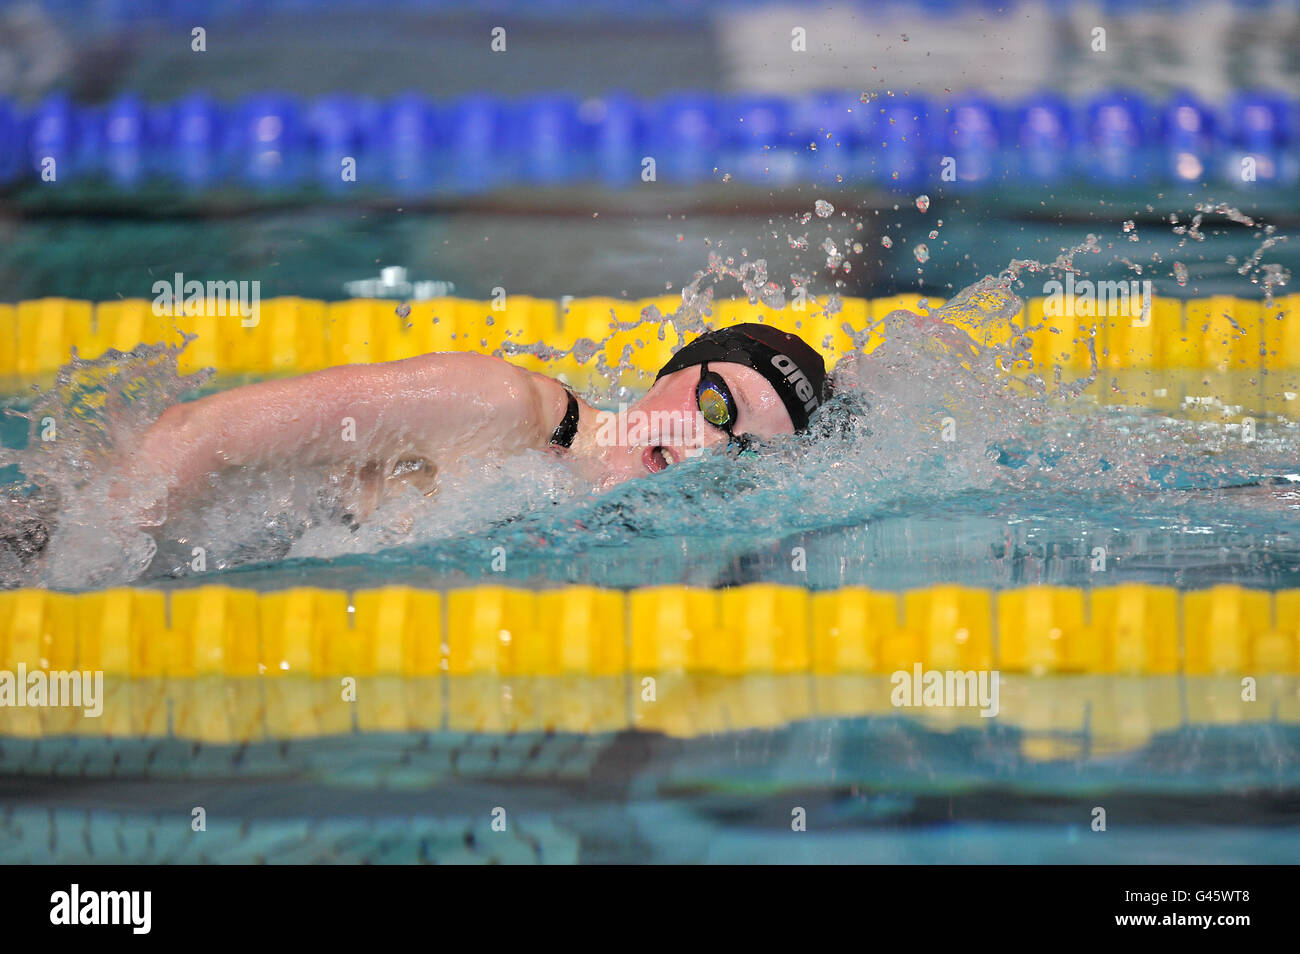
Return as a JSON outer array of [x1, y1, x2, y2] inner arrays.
[[394, 350, 578, 448]]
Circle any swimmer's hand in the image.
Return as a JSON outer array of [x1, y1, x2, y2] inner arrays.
[[118, 352, 568, 519]]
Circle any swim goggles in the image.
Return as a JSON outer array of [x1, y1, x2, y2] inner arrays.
[[696, 363, 755, 452]]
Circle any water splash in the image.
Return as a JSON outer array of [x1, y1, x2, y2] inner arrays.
[[1, 338, 211, 587]]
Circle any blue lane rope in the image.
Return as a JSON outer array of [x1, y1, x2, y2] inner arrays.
[[1, 89, 1294, 193]]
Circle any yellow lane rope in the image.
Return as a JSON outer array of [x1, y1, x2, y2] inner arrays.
[[0, 584, 1296, 747], [1, 294, 1298, 382], [2, 582, 1296, 679]]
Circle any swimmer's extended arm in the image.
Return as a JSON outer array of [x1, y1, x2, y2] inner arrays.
[[125, 351, 566, 501]]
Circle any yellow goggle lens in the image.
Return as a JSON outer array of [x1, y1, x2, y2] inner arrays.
[[698, 386, 732, 427]]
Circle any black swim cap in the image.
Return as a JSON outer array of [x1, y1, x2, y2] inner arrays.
[[655, 323, 827, 431]]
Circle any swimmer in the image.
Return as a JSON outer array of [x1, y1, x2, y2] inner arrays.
[[118, 323, 830, 522]]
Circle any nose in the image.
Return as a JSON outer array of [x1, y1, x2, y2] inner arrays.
[[648, 408, 734, 471]]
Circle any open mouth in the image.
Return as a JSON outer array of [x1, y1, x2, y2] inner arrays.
[[642, 446, 678, 473]]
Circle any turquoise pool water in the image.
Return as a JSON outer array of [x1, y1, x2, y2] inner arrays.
[[201, 463, 1300, 594], [3, 720, 1298, 863]]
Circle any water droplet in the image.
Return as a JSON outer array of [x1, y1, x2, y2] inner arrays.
[[676, 233, 684, 242], [395, 302, 411, 319], [822, 237, 843, 270], [721, 173, 732, 183], [928, 230, 938, 239], [914, 243, 930, 263], [760, 282, 785, 308], [852, 242, 863, 254], [915, 195, 930, 213], [1173, 261, 1188, 286], [881, 236, 893, 249], [814, 199, 834, 218], [1122, 220, 1135, 232]]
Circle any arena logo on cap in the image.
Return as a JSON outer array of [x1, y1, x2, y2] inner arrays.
[[770, 353, 819, 411]]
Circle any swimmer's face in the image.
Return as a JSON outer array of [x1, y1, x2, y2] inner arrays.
[[590, 361, 795, 486]]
